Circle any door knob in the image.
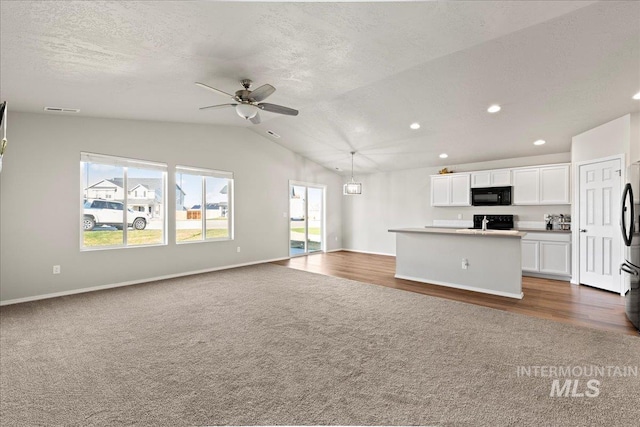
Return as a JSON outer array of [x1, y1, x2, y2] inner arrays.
[[580, 229, 587, 233]]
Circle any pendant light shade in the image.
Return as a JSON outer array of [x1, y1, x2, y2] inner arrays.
[[343, 151, 362, 195]]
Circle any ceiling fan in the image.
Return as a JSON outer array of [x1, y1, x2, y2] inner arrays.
[[195, 79, 299, 124]]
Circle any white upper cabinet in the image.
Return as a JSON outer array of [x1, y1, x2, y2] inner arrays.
[[432, 163, 568, 207], [430, 173, 471, 206], [512, 163, 570, 205], [431, 175, 451, 206], [471, 171, 491, 188], [539, 165, 571, 204], [491, 169, 512, 187], [471, 169, 511, 188], [512, 168, 540, 205], [450, 174, 471, 206]]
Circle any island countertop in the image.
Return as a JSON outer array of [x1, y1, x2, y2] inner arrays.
[[389, 227, 527, 238]]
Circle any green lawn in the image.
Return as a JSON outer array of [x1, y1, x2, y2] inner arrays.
[[83, 228, 229, 247], [177, 228, 229, 242]]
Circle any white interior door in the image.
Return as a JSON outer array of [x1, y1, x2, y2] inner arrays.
[[579, 159, 621, 293]]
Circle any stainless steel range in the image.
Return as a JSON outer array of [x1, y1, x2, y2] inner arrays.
[[472, 214, 514, 230]]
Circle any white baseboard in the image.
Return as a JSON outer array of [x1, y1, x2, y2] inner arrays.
[[395, 274, 524, 300], [523, 271, 571, 282], [326, 248, 345, 253], [341, 248, 395, 257], [0, 257, 290, 307]]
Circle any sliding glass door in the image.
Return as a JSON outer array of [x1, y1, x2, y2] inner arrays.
[[289, 182, 325, 256]]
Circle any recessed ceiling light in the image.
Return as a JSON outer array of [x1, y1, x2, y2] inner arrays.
[[533, 139, 546, 146], [487, 105, 501, 113], [633, 92, 640, 100], [410, 123, 420, 130], [439, 153, 448, 159]]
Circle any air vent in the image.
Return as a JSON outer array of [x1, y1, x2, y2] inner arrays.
[[266, 130, 280, 138], [43, 107, 80, 113]]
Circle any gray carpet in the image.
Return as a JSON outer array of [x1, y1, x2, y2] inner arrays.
[[1, 264, 639, 426]]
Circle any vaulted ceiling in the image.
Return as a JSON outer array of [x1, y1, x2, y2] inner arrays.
[[1, 1, 639, 174]]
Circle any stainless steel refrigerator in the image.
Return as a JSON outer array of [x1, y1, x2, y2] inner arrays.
[[620, 162, 640, 330]]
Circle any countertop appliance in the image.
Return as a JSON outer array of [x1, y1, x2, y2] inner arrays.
[[472, 214, 514, 230], [471, 186, 511, 206], [620, 162, 639, 331]]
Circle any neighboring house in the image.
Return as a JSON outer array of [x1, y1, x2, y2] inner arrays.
[[84, 179, 122, 200], [85, 178, 186, 218]]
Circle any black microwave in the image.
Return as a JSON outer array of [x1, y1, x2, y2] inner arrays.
[[471, 186, 512, 206]]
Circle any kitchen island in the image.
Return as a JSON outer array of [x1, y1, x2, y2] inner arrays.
[[389, 227, 527, 299]]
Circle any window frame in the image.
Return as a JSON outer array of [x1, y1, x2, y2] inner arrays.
[[175, 165, 234, 244], [80, 152, 168, 251]]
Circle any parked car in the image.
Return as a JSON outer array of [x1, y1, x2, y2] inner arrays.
[[83, 199, 149, 231]]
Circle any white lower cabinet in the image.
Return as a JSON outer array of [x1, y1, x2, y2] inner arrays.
[[522, 232, 571, 278], [521, 240, 539, 271]]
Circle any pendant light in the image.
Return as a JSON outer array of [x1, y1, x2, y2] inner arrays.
[[343, 151, 362, 195]]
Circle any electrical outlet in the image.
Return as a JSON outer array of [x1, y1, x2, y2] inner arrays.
[[53, 265, 61, 274], [283, 212, 287, 218], [461, 259, 468, 270], [236, 246, 241, 253]]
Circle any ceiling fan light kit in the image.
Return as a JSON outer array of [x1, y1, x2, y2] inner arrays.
[[236, 103, 258, 119], [343, 151, 362, 195], [195, 79, 298, 125]]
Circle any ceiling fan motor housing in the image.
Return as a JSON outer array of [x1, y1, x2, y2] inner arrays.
[[235, 90, 253, 102]]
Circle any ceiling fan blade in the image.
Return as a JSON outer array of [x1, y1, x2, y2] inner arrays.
[[249, 84, 275, 102], [258, 103, 299, 116], [250, 112, 261, 125], [195, 82, 234, 98], [199, 103, 237, 110]]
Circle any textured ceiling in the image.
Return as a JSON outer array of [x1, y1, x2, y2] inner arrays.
[[1, 1, 639, 175]]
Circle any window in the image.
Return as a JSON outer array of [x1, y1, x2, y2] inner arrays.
[[81, 153, 167, 249], [176, 166, 233, 243]]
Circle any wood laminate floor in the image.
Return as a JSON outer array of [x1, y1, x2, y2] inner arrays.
[[273, 250, 639, 336]]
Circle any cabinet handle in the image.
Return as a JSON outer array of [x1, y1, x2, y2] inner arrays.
[[580, 229, 587, 233]]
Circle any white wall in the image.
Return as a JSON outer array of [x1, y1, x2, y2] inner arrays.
[[569, 113, 637, 285], [571, 114, 636, 166], [0, 112, 343, 302], [343, 153, 571, 255], [631, 113, 640, 164]]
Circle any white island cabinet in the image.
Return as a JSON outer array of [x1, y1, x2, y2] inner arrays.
[[389, 228, 526, 299]]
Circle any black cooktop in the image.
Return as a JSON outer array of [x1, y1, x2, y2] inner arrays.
[[472, 214, 514, 230]]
